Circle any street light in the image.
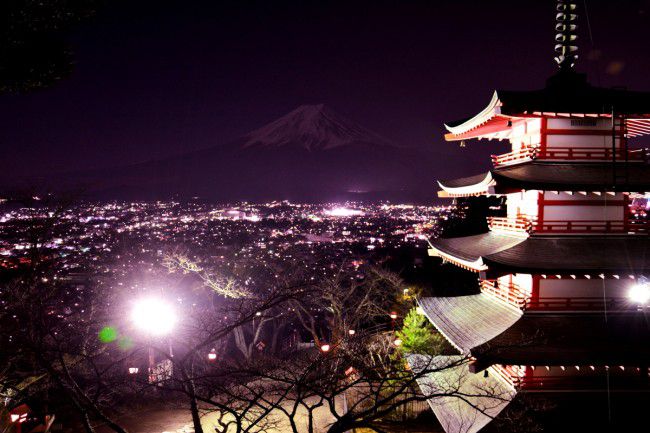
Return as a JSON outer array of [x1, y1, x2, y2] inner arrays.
[[131, 298, 177, 336], [208, 349, 217, 361], [131, 297, 177, 383], [320, 344, 331, 352]]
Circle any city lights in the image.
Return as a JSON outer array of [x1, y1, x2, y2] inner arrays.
[[324, 207, 363, 217]]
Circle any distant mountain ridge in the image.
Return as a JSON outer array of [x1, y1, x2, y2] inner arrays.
[[4, 104, 484, 202], [242, 104, 394, 150]]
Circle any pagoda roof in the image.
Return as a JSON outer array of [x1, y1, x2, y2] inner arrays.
[[430, 232, 650, 273], [438, 161, 650, 196], [408, 354, 515, 433], [418, 294, 522, 353], [474, 311, 650, 366], [444, 72, 650, 141], [428, 232, 525, 271], [419, 294, 650, 366], [437, 172, 495, 197]]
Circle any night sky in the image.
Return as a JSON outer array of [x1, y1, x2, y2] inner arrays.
[[1, 0, 650, 178]]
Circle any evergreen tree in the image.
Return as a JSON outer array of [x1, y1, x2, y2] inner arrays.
[[395, 307, 444, 355]]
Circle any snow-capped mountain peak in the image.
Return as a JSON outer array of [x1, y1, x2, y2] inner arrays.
[[242, 104, 393, 150]]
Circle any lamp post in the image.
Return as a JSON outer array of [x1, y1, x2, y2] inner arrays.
[[389, 311, 398, 330], [131, 297, 177, 383]]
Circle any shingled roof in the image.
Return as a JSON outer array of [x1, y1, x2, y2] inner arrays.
[[483, 235, 650, 273], [431, 232, 650, 273], [418, 293, 650, 366], [429, 232, 525, 270], [438, 161, 650, 196], [409, 354, 515, 433], [445, 71, 650, 139], [418, 294, 522, 353]]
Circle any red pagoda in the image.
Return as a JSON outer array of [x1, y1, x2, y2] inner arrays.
[[416, 2, 650, 432]]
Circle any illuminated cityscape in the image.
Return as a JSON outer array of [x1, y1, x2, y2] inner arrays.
[[2, 1, 650, 433]]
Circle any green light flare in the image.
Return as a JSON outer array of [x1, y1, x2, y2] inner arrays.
[[98, 326, 118, 343]]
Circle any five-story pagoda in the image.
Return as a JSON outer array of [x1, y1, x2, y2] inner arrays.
[[415, 2, 650, 432]]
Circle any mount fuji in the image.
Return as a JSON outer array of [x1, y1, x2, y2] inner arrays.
[[17, 105, 474, 202], [242, 104, 393, 151]]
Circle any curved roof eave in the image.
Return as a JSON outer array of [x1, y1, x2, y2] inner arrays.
[[430, 247, 488, 271], [437, 172, 496, 197], [444, 91, 502, 136]]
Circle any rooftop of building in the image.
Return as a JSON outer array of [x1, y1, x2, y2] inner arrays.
[[444, 71, 650, 141], [438, 160, 650, 197], [429, 231, 650, 273], [418, 293, 650, 367]]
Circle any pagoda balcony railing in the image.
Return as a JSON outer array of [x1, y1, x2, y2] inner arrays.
[[491, 148, 536, 166], [524, 297, 630, 311], [535, 219, 650, 234], [487, 216, 533, 234], [481, 280, 527, 308], [492, 146, 649, 167], [488, 216, 650, 235], [535, 146, 649, 162], [483, 281, 636, 312]]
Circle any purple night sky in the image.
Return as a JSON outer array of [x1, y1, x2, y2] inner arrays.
[[1, 0, 649, 178]]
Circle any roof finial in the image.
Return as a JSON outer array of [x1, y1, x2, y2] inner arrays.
[[554, 1, 578, 70]]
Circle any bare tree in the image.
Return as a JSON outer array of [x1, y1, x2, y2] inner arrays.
[[291, 265, 402, 349], [0, 258, 136, 433]]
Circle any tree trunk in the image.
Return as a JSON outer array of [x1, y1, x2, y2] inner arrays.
[[233, 325, 252, 360], [186, 376, 205, 433], [307, 408, 315, 433], [189, 392, 204, 433], [288, 417, 299, 433], [269, 319, 283, 353]]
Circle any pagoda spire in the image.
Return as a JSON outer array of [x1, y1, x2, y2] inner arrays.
[[554, 1, 578, 70]]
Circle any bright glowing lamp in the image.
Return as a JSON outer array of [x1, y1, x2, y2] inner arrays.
[[320, 344, 331, 352], [208, 349, 217, 361], [348, 329, 356, 336], [389, 311, 398, 320], [131, 298, 177, 336], [128, 367, 139, 374], [628, 282, 650, 304], [393, 338, 403, 347]]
